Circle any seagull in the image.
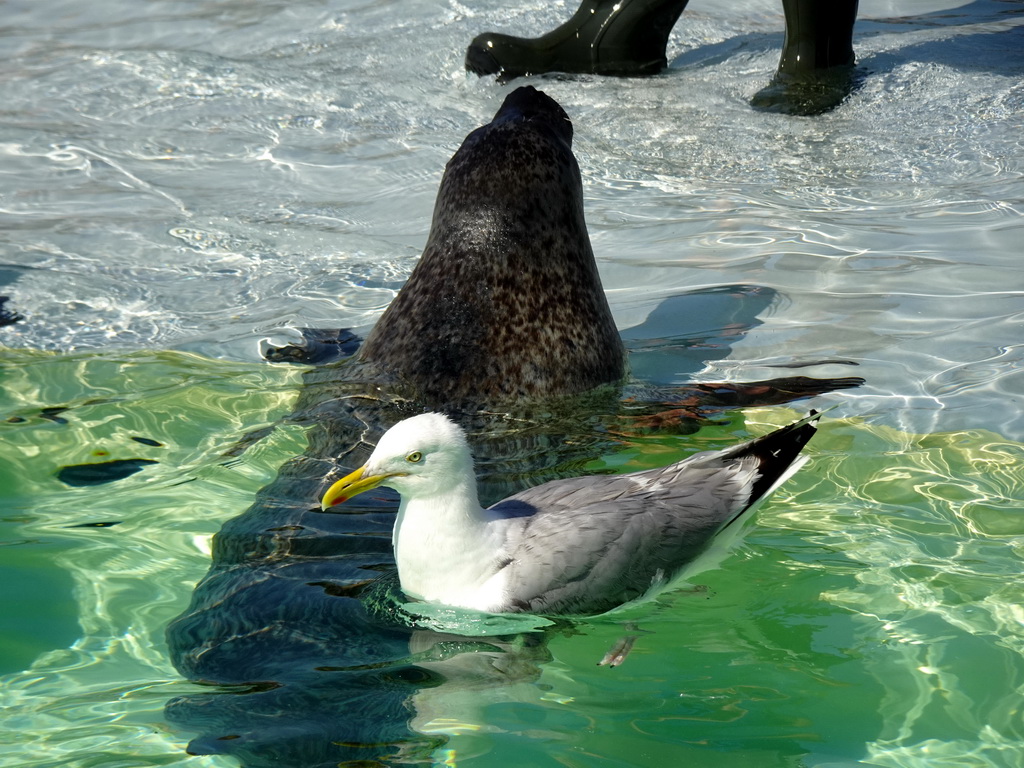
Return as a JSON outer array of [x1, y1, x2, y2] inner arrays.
[[320, 410, 823, 622]]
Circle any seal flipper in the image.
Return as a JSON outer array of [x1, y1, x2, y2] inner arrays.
[[617, 375, 863, 433], [263, 328, 361, 365], [0, 296, 23, 327]]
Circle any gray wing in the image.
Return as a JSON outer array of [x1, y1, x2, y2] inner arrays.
[[487, 453, 759, 615]]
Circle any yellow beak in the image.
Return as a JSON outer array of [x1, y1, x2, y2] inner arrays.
[[320, 464, 401, 511]]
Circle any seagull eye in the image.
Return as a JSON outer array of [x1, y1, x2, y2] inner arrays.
[[406, 451, 423, 463]]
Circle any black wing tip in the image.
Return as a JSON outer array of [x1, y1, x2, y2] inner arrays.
[[727, 408, 825, 455], [735, 408, 831, 504]]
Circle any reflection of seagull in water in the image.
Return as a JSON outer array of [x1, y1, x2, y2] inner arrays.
[[322, 410, 822, 663]]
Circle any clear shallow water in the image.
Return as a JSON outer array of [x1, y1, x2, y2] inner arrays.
[[1, 0, 1023, 766], [2, 0, 1022, 436]]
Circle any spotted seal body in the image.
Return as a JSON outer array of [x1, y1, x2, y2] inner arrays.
[[359, 87, 625, 404]]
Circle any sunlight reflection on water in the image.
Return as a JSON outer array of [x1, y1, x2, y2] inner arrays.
[[1, 0, 1023, 765]]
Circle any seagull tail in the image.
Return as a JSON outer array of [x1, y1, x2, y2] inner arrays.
[[722, 408, 829, 516]]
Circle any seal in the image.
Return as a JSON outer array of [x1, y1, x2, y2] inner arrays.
[[358, 86, 625, 404]]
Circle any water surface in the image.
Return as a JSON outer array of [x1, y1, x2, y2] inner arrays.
[[1, 0, 1023, 766]]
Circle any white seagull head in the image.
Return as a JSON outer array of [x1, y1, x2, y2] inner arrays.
[[321, 412, 474, 508]]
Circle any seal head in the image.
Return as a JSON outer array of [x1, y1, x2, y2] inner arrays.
[[358, 86, 626, 405]]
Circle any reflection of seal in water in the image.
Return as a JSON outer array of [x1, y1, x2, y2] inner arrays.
[[359, 86, 625, 404]]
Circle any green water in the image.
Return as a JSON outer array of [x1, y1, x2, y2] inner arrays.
[[2, 349, 1021, 767]]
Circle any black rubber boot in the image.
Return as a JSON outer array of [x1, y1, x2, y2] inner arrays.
[[751, 0, 860, 116], [466, 0, 691, 82]]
